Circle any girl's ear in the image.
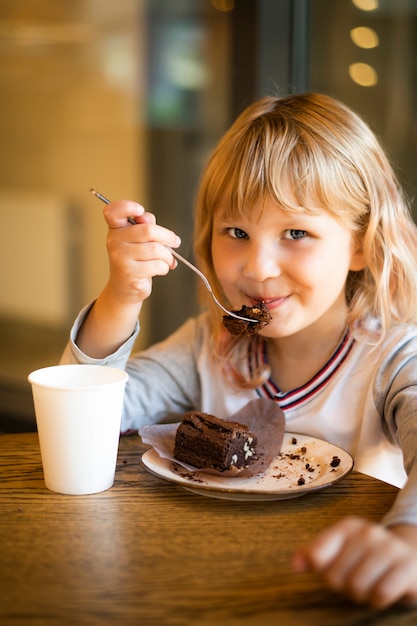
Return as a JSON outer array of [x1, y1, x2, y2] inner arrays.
[[350, 240, 367, 272]]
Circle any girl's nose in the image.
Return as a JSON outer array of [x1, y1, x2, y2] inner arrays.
[[242, 244, 282, 282]]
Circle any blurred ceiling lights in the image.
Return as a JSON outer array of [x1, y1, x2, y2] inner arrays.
[[352, 0, 379, 10], [350, 2, 379, 87], [349, 62, 378, 86], [350, 26, 379, 48]]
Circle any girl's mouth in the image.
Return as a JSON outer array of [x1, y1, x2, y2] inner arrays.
[[248, 295, 287, 308]]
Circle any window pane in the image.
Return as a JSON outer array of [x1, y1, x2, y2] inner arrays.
[[0, 0, 233, 429], [309, 0, 417, 214]]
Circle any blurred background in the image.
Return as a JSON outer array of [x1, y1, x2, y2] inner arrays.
[[0, 0, 415, 431]]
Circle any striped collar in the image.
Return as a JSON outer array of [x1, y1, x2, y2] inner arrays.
[[253, 328, 355, 409]]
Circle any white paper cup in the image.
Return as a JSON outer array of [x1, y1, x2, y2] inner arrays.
[[28, 364, 129, 495]]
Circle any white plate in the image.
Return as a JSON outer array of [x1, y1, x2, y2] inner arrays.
[[141, 432, 354, 501]]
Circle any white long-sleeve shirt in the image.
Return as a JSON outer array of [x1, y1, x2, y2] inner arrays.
[[61, 304, 417, 527]]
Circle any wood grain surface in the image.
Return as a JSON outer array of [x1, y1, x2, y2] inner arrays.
[[1, 432, 415, 626]]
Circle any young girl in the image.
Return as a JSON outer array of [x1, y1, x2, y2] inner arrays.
[[62, 93, 417, 609]]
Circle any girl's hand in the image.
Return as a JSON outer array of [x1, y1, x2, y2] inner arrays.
[[75, 199, 181, 358], [104, 200, 181, 305], [292, 516, 417, 609]]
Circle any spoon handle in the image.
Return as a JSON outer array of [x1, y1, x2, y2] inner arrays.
[[89, 188, 257, 323]]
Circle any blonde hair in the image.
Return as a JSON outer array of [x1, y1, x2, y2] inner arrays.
[[193, 93, 417, 385]]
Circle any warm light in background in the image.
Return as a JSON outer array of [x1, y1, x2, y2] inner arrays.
[[0, 20, 95, 45], [350, 26, 379, 48], [349, 62, 378, 86], [211, 0, 235, 11], [352, 0, 379, 11]]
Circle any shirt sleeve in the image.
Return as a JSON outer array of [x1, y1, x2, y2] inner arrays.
[[60, 301, 139, 370], [60, 303, 204, 432], [373, 328, 417, 527]]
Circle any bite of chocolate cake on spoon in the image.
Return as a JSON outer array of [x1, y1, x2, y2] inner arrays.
[[223, 301, 272, 336]]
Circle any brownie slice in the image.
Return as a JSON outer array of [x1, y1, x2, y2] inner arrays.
[[223, 302, 272, 336], [173, 411, 257, 472]]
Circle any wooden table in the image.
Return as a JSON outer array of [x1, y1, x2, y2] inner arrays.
[[1, 433, 416, 626]]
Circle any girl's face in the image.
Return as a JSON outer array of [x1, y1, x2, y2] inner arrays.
[[211, 197, 365, 341]]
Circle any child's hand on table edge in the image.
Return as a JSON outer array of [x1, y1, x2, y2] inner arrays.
[[291, 516, 417, 610]]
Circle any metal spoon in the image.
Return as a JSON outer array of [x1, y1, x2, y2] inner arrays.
[[89, 188, 258, 323]]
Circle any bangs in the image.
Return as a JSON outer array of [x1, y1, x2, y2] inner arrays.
[[205, 109, 369, 231]]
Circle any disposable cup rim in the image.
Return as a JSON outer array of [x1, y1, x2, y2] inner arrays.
[[28, 364, 129, 391]]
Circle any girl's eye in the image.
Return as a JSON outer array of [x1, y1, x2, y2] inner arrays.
[[283, 229, 308, 240], [228, 227, 248, 239]]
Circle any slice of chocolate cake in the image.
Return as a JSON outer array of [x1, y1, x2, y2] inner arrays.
[[223, 302, 272, 336], [173, 411, 257, 472]]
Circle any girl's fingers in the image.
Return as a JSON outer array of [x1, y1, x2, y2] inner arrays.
[[128, 211, 156, 225], [103, 200, 146, 228], [292, 517, 361, 573], [97, 196, 182, 306], [106, 208, 181, 257], [292, 517, 417, 609]]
